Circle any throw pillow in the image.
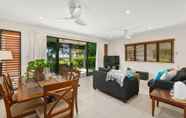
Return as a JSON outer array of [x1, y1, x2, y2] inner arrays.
[[126, 68, 136, 80], [160, 72, 168, 80], [166, 70, 177, 81], [154, 69, 167, 80]]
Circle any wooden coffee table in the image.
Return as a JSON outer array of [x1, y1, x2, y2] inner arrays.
[[150, 89, 186, 118]]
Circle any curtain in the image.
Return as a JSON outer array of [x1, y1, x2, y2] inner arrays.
[[21, 31, 47, 74]]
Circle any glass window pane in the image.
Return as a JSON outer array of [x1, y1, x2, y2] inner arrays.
[[159, 42, 172, 63], [146, 43, 157, 62], [87, 42, 97, 75], [71, 45, 86, 69], [136, 44, 144, 61], [47, 37, 58, 73], [126, 46, 135, 61], [59, 44, 70, 65]]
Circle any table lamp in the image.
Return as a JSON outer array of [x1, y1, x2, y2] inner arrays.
[[0, 50, 13, 61]]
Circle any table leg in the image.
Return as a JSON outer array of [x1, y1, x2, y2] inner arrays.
[[152, 98, 155, 117]]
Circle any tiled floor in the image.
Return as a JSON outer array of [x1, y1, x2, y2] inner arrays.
[[0, 76, 183, 118]]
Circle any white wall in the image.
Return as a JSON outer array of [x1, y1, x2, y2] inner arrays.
[[108, 23, 186, 76], [0, 19, 108, 74]]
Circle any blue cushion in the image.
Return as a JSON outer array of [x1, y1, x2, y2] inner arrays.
[[154, 69, 168, 80], [127, 69, 135, 80]]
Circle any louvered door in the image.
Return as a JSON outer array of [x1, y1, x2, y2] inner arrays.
[[0, 30, 21, 79]]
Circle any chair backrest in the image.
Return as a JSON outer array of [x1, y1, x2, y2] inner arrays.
[[5, 73, 14, 93], [0, 75, 14, 118], [59, 64, 70, 77], [2, 74, 14, 103], [43, 79, 78, 118], [65, 69, 80, 81]]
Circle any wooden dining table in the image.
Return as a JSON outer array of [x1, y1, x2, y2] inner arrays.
[[14, 77, 66, 103]]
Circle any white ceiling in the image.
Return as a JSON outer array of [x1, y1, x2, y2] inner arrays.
[[0, 0, 186, 39]]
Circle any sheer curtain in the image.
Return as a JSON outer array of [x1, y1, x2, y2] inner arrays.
[[29, 31, 47, 59], [21, 31, 47, 74]]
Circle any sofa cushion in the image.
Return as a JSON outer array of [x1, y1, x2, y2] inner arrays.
[[166, 69, 177, 81]]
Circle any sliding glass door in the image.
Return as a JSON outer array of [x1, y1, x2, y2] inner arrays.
[[47, 37, 58, 73], [58, 43, 87, 76], [86, 42, 97, 75], [47, 36, 96, 76], [71, 44, 86, 75], [59, 43, 71, 66]]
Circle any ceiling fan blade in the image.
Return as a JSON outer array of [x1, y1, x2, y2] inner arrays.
[[64, 16, 74, 20], [71, 7, 81, 18], [74, 19, 86, 26]]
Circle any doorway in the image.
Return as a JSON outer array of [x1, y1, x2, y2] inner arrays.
[[47, 36, 96, 76]]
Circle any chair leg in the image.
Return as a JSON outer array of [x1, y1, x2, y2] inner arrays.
[[157, 101, 159, 107], [75, 94, 78, 114]]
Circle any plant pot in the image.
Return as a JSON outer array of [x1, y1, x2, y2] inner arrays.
[[35, 68, 45, 81]]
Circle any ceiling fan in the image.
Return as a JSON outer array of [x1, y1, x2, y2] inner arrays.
[[63, 0, 87, 26]]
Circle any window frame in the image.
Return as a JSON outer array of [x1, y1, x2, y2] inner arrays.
[[135, 44, 145, 62], [158, 40, 174, 63], [125, 39, 174, 63], [146, 42, 158, 62], [125, 44, 135, 61]]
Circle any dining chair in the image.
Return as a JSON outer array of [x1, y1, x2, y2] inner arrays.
[[4, 73, 14, 92], [2, 74, 15, 104], [65, 69, 80, 114], [0, 74, 43, 118], [36, 79, 78, 118], [59, 64, 71, 78]]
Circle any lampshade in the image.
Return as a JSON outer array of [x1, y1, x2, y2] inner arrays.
[[0, 50, 13, 61]]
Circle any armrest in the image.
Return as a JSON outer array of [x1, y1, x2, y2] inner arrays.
[[148, 79, 174, 90], [123, 77, 139, 94], [93, 71, 107, 89], [155, 80, 174, 90]]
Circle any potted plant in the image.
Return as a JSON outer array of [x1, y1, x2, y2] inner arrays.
[[27, 59, 50, 81]]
